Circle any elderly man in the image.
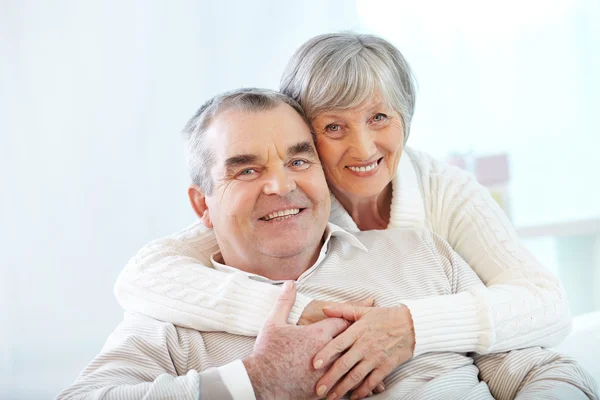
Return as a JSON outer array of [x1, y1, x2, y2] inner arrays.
[[59, 89, 597, 400]]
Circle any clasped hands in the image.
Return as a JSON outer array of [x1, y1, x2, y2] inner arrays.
[[302, 297, 415, 400], [246, 282, 415, 400]]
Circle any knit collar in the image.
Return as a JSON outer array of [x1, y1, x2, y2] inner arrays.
[[329, 147, 426, 232]]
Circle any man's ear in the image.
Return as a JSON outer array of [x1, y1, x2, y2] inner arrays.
[[188, 185, 213, 228]]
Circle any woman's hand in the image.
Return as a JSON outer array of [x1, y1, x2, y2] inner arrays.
[[298, 298, 374, 326], [313, 304, 415, 400]]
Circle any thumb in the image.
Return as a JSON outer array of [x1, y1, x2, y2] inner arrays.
[[264, 281, 296, 328], [322, 303, 367, 321]]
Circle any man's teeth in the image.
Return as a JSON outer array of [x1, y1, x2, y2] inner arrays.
[[347, 161, 378, 173], [262, 208, 300, 221]]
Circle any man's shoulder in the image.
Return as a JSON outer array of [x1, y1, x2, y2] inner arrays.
[[108, 312, 206, 350], [116, 312, 202, 337], [116, 312, 178, 332]]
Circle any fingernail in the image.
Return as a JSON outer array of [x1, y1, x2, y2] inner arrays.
[[314, 359, 323, 369], [317, 385, 327, 396], [327, 392, 337, 400], [350, 394, 358, 400], [283, 281, 293, 291]]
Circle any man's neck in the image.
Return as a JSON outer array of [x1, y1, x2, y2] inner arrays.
[[218, 237, 324, 281]]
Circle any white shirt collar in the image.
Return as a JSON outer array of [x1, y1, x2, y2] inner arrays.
[[210, 223, 367, 283]]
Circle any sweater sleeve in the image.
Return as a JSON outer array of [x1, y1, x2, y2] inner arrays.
[[405, 149, 572, 355], [56, 312, 239, 400], [473, 347, 598, 400], [114, 222, 313, 336]]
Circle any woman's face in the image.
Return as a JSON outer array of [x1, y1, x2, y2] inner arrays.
[[311, 96, 405, 201]]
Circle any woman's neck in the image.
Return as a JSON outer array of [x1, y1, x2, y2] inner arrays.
[[332, 183, 393, 231]]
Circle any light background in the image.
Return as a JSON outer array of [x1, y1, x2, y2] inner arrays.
[[1, 1, 598, 398]]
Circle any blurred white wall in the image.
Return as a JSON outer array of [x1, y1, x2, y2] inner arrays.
[[0, 1, 360, 398], [2, 1, 599, 398], [358, 0, 600, 228]]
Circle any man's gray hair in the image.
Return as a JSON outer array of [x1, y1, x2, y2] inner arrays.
[[280, 32, 416, 142], [182, 88, 311, 195]]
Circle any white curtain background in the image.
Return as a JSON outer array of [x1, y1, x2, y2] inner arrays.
[[1, 1, 598, 398]]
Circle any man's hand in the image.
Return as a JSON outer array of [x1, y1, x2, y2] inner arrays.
[[243, 282, 351, 400], [313, 304, 415, 400]]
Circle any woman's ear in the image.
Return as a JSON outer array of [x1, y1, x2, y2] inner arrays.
[[188, 185, 213, 228]]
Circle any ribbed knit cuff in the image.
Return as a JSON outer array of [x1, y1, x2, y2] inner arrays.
[[402, 292, 484, 357]]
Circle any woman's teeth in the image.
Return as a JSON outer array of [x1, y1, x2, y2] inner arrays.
[[261, 208, 300, 221], [347, 160, 378, 173]]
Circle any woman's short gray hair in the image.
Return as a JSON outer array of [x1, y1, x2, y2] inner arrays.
[[182, 88, 310, 195], [280, 33, 416, 142]]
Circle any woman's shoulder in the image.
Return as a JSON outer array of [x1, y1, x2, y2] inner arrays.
[[405, 147, 448, 173], [404, 146, 471, 184]]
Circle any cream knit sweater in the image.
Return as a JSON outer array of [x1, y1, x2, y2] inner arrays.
[[114, 147, 572, 356]]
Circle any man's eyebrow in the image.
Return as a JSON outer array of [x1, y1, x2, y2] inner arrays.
[[288, 141, 316, 158], [224, 154, 258, 168]]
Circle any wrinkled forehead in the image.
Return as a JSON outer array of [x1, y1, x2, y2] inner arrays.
[[207, 104, 316, 166]]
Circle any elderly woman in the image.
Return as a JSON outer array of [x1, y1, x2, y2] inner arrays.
[[115, 33, 571, 399]]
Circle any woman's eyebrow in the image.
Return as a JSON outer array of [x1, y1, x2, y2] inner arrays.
[[366, 101, 385, 113], [317, 102, 387, 119]]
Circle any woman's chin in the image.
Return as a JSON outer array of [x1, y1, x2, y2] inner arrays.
[[335, 181, 389, 200]]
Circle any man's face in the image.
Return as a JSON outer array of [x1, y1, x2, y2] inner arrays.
[[198, 103, 330, 270]]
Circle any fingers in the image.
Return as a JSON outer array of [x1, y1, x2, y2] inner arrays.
[[351, 367, 391, 400], [313, 324, 359, 368], [316, 347, 364, 398], [322, 303, 366, 321], [350, 382, 384, 400], [354, 298, 374, 307], [264, 281, 296, 328], [312, 317, 351, 340], [324, 359, 374, 400]]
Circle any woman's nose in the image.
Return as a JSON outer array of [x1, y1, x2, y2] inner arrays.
[[349, 127, 377, 160]]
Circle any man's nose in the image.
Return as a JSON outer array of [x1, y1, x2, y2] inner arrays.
[[263, 168, 296, 196]]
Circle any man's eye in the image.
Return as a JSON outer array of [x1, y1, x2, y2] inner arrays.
[[291, 159, 306, 167], [239, 168, 256, 176]]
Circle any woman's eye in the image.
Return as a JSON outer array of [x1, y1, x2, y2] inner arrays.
[[325, 124, 340, 132], [372, 113, 388, 122]]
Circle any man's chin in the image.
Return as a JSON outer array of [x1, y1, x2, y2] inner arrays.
[[255, 237, 313, 258]]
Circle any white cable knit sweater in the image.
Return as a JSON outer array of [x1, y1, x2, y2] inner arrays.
[[114, 147, 572, 356]]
